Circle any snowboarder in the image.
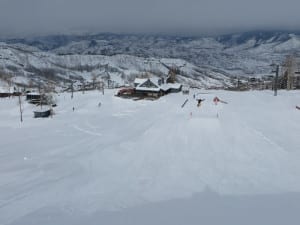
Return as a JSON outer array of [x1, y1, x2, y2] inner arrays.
[[72, 107, 75, 112], [98, 102, 101, 107]]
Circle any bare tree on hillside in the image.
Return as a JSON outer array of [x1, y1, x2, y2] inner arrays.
[[45, 81, 56, 106], [81, 79, 85, 94], [70, 81, 74, 99], [99, 81, 105, 95], [92, 72, 98, 90]]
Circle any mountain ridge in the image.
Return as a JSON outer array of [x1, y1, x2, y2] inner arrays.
[[1, 30, 300, 89]]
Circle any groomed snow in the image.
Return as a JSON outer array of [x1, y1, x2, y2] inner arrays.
[[1, 90, 300, 225]]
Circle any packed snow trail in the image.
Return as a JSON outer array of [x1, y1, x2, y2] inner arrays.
[[1, 90, 300, 225]]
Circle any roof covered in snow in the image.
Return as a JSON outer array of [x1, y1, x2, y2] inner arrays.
[[135, 78, 160, 92], [134, 78, 148, 84], [167, 83, 182, 89], [26, 92, 40, 96], [0, 86, 15, 93], [135, 86, 161, 92], [135, 78, 182, 92]]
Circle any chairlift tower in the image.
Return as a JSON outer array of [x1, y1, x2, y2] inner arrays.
[[285, 55, 297, 90], [271, 64, 279, 96], [99, 81, 105, 95], [70, 81, 74, 99]]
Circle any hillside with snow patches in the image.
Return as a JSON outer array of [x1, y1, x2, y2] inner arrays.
[[0, 43, 231, 88], [1, 31, 300, 88], [1, 89, 300, 225]]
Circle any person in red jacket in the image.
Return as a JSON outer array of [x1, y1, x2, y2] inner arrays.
[[213, 97, 220, 105], [214, 97, 229, 104]]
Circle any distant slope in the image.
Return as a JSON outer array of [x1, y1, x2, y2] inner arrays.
[[1, 30, 300, 88], [0, 43, 232, 88]]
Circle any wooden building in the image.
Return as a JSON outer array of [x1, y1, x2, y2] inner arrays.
[[0, 86, 18, 97], [26, 92, 41, 101], [134, 78, 182, 97], [282, 56, 300, 90], [117, 77, 182, 99]]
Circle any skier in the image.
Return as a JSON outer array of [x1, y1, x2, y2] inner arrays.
[[213, 96, 220, 105], [197, 98, 205, 107], [214, 96, 228, 105]]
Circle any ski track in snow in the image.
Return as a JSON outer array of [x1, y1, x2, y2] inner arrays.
[[242, 122, 288, 153], [72, 125, 102, 137]]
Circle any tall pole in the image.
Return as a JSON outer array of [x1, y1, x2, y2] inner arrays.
[[286, 56, 293, 90], [274, 65, 279, 96], [82, 80, 85, 94], [18, 93, 23, 123], [71, 81, 74, 99], [38, 82, 42, 109]]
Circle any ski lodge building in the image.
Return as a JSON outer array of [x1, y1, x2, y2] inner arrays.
[[0, 86, 14, 97], [281, 56, 300, 89], [133, 78, 182, 98], [0, 86, 21, 97]]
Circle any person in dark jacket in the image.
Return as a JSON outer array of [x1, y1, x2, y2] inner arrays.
[[197, 98, 205, 107]]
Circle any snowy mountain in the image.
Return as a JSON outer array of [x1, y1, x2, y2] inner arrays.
[[1, 31, 300, 88], [0, 43, 232, 88]]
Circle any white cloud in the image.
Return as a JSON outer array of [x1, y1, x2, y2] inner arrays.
[[0, 0, 300, 36]]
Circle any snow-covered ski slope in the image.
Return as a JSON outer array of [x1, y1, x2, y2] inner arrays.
[[1, 90, 300, 225]]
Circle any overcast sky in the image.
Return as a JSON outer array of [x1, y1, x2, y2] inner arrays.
[[0, 0, 299, 37]]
